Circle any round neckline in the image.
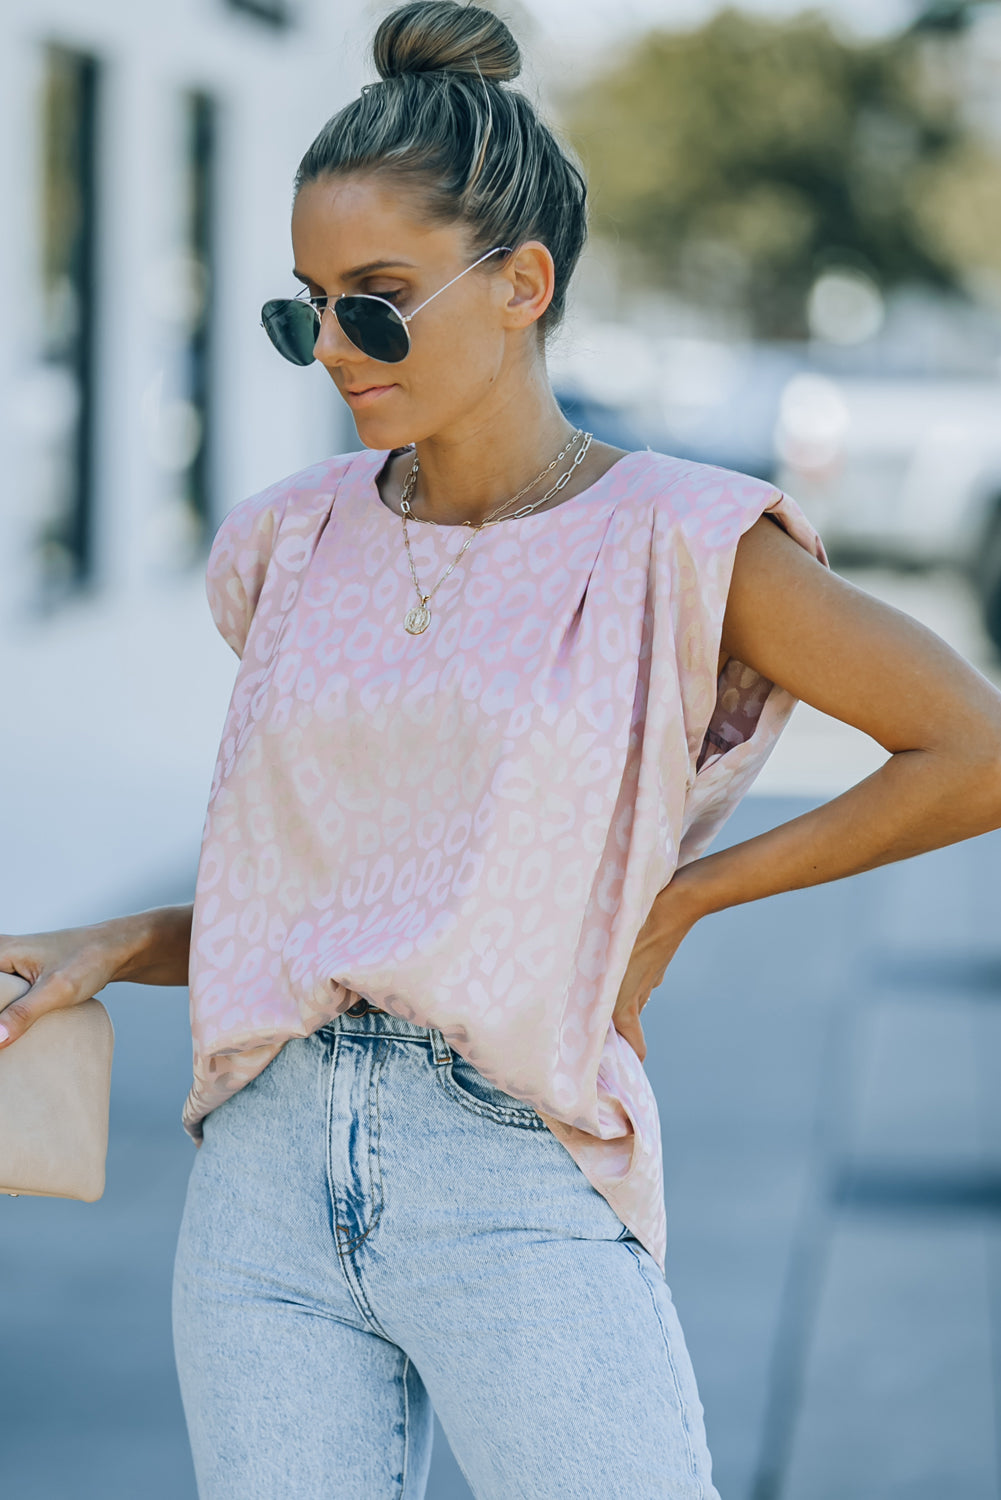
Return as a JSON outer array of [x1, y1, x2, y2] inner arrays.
[[361, 445, 643, 530]]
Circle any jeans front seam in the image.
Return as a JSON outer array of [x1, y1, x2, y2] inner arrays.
[[627, 1244, 703, 1500], [324, 1030, 339, 1249], [369, 1039, 388, 1236], [323, 1035, 388, 1338], [399, 1352, 411, 1500], [335, 1043, 389, 1255]]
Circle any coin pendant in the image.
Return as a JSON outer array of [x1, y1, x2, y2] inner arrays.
[[404, 603, 431, 635]]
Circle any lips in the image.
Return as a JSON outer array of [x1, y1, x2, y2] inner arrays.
[[344, 384, 396, 407]]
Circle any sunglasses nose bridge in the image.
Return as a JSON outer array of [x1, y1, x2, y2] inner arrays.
[[313, 297, 371, 366], [263, 291, 412, 366]]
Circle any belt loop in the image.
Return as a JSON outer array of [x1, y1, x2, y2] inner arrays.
[[429, 1027, 452, 1066]]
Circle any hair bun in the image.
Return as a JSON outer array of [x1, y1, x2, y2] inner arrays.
[[373, 1, 521, 83]]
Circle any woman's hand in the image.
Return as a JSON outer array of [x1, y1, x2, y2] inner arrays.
[[0, 922, 131, 1048], [612, 868, 706, 1063]]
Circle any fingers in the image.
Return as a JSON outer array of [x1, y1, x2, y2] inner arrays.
[[612, 1008, 647, 1064], [0, 925, 114, 1048], [0, 969, 77, 1047], [0, 971, 32, 1044], [627, 1028, 647, 1064]]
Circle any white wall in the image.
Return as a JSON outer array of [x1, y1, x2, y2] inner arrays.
[[0, 0, 380, 927], [0, 0, 368, 623]]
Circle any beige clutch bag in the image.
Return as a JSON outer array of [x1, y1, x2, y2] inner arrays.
[[0, 972, 114, 1201]]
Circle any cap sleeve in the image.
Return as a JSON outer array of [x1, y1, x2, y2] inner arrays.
[[664, 464, 830, 867], [204, 479, 294, 659]]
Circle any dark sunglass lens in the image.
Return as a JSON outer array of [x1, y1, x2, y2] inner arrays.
[[335, 298, 410, 363], [261, 299, 319, 366]]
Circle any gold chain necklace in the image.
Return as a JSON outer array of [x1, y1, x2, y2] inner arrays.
[[396, 429, 591, 633], [397, 430, 594, 635], [401, 428, 584, 529]]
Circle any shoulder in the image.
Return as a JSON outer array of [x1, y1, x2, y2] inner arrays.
[[616, 450, 781, 529], [204, 449, 372, 658], [617, 449, 827, 569], [211, 448, 367, 548]]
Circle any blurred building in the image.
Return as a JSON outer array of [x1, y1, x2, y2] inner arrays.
[[0, 0, 365, 626]]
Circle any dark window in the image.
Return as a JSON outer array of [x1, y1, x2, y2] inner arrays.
[[37, 45, 100, 602], [224, 0, 292, 27], [141, 91, 217, 572], [181, 90, 217, 542]]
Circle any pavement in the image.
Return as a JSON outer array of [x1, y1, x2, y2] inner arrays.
[[2, 559, 1000, 1498]]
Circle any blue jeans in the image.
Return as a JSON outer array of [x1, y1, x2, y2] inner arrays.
[[172, 1002, 720, 1499]]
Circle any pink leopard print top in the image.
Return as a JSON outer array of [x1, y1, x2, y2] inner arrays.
[[185, 445, 829, 1272]]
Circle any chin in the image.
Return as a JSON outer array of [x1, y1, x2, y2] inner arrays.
[[350, 411, 414, 451]]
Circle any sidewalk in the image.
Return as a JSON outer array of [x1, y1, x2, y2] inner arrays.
[[655, 800, 1001, 1500], [3, 799, 998, 1499]]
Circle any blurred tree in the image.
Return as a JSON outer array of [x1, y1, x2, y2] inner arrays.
[[560, 7, 1001, 337], [908, 138, 1001, 306]]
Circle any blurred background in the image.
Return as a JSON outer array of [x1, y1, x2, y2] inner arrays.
[[2, 0, 1001, 1496]]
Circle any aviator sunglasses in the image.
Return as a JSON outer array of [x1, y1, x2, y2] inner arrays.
[[261, 244, 513, 366]]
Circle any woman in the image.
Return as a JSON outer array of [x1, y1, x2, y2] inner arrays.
[[3, 3, 1001, 1496]]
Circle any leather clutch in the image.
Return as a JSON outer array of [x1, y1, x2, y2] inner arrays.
[[0, 972, 114, 1201]]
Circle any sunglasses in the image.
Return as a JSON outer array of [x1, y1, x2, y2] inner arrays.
[[261, 244, 513, 366]]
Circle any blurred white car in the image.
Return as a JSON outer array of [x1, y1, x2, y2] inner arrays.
[[774, 373, 1001, 648]]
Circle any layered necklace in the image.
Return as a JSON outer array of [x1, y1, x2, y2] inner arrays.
[[395, 427, 594, 635]]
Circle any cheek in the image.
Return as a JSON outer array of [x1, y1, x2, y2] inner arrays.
[[405, 321, 500, 404], [348, 313, 503, 444]]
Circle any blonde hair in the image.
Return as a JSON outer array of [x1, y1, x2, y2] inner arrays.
[[294, 1, 588, 337]]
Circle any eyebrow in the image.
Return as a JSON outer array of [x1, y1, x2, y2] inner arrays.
[[291, 258, 418, 285]]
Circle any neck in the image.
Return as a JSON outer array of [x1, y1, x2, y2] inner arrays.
[[404, 366, 578, 527]]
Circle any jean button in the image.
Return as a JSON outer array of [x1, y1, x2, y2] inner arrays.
[[346, 999, 370, 1016]]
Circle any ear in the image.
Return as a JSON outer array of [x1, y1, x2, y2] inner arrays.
[[497, 241, 555, 332]]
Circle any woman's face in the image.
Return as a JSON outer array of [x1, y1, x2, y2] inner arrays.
[[289, 173, 548, 450]]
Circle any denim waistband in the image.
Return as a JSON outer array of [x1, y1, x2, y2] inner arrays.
[[318, 998, 454, 1064]]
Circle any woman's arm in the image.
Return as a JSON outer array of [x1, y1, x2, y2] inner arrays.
[[681, 514, 1001, 909], [99, 903, 194, 986], [613, 515, 1001, 1062], [0, 903, 193, 1048]]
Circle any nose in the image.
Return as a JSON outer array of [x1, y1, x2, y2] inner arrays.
[[312, 301, 363, 370]]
